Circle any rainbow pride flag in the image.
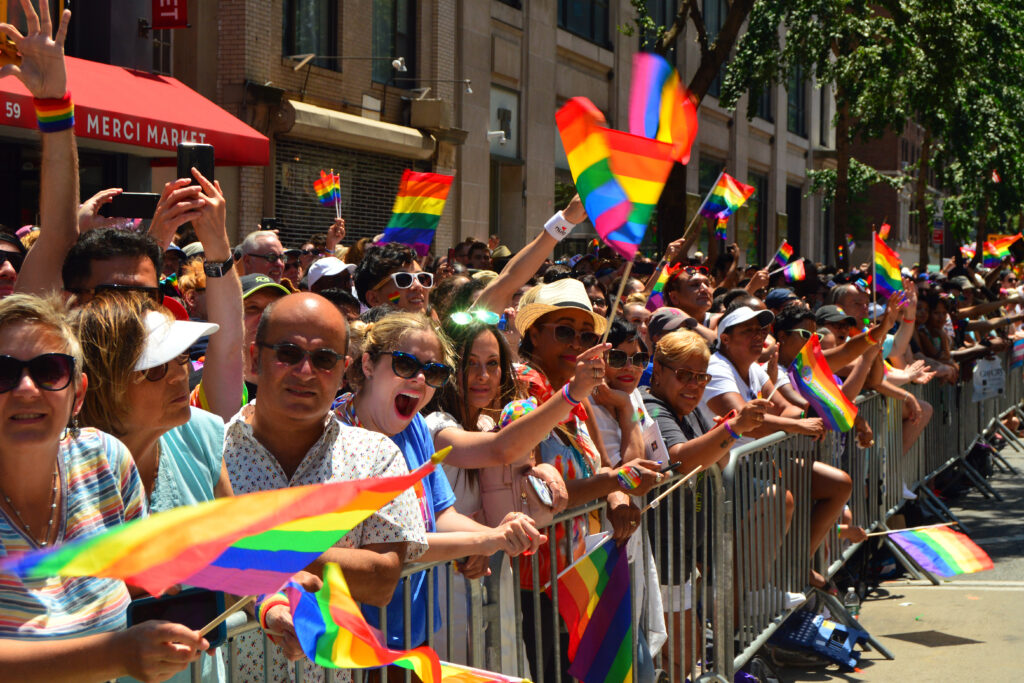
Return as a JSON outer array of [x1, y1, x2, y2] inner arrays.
[[699, 172, 755, 222], [5, 453, 447, 597], [557, 98, 633, 255], [628, 52, 699, 164], [313, 169, 340, 207], [889, 526, 993, 577], [603, 127, 676, 258], [773, 240, 794, 268], [780, 259, 806, 282], [554, 540, 633, 683], [788, 336, 857, 432], [380, 170, 455, 257], [645, 263, 677, 311], [873, 233, 902, 297], [878, 222, 891, 240], [983, 234, 1020, 266]]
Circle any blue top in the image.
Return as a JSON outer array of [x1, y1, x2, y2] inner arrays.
[[151, 407, 225, 513], [363, 414, 455, 647], [639, 360, 654, 387]]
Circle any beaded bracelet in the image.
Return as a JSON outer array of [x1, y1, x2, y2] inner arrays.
[[34, 92, 74, 133], [256, 592, 290, 631], [723, 420, 741, 441], [560, 383, 580, 407], [866, 329, 881, 345]]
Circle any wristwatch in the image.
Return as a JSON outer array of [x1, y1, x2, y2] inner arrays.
[[203, 256, 235, 278]]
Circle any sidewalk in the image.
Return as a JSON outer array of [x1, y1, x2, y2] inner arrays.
[[776, 441, 1024, 682]]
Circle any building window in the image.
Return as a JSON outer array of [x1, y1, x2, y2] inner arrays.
[[640, 0, 677, 53], [152, 28, 172, 76], [558, 0, 610, 48], [373, 0, 416, 83], [703, 0, 727, 97], [753, 87, 773, 122], [746, 171, 768, 264], [819, 83, 830, 145], [787, 65, 807, 137], [283, 0, 338, 70], [497, 0, 522, 7]]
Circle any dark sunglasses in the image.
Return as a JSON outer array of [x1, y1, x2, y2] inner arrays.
[[0, 251, 24, 273], [67, 283, 164, 304], [667, 365, 712, 385], [606, 350, 650, 369], [683, 266, 709, 276], [389, 351, 452, 388], [589, 297, 608, 308], [378, 271, 434, 290], [450, 310, 500, 325], [300, 248, 325, 257], [141, 352, 190, 382], [248, 252, 285, 264], [543, 323, 600, 348], [0, 353, 75, 393], [259, 342, 344, 371]]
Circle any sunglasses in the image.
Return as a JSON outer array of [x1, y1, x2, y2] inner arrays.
[[683, 266, 709, 276], [787, 329, 823, 341], [667, 364, 712, 385], [0, 353, 75, 393], [450, 310, 500, 326], [377, 271, 434, 290], [259, 342, 344, 371], [247, 252, 285, 264], [389, 351, 453, 388], [542, 323, 600, 348], [67, 283, 164, 305], [141, 352, 190, 382], [0, 251, 24, 273], [589, 297, 608, 308], [606, 350, 650, 369], [300, 248, 325, 257]]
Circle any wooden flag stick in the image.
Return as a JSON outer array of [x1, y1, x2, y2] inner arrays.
[[599, 260, 634, 343], [768, 256, 805, 277], [199, 594, 255, 637], [641, 466, 701, 513], [759, 382, 782, 403], [863, 521, 955, 538]]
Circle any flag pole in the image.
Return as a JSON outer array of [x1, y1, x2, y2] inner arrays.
[[331, 168, 340, 220], [599, 260, 634, 344], [863, 521, 955, 538], [641, 466, 701, 513], [768, 256, 805, 277], [199, 594, 255, 637], [871, 231, 878, 324], [681, 169, 725, 244]]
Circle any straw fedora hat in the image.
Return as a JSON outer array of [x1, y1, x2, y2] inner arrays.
[[515, 278, 608, 337]]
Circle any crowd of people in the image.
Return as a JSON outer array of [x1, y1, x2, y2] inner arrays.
[[1, 3, 1022, 683]]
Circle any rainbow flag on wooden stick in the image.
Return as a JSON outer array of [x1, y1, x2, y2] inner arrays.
[[603, 127, 676, 258], [773, 240, 794, 268], [698, 172, 755, 222], [788, 336, 857, 432], [873, 233, 902, 297], [628, 52, 699, 164], [645, 263, 677, 311], [380, 170, 455, 257], [889, 526, 993, 577]]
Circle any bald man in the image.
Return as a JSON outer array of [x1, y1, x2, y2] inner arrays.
[[223, 293, 428, 676]]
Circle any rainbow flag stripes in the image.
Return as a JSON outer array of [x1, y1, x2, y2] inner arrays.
[[5, 458, 444, 597], [628, 52, 699, 164], [773, 240, 794, 268], [780, 259, 806, 282], [873, 233, 902, 297], [889, 526, 993, 578], [646, 263, 677, 311], [35, 95, 75, 133], [699, 172, 755, 221], [603, 127, 676, 258], [313, 170, 340, 207], [380, 170, 455, 257], [788, 336, 857, 432], [715, 217, 728, 240]]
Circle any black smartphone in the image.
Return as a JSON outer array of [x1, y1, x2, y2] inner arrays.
[[98, 192, 160, 219], [260, 217, 280, 231], [177, 143, 215, 186], [126, 588, 227, 649], [447, 247, 455, 264]]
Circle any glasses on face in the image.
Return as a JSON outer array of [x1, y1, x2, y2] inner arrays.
[[450, 310, 500, 325], [589, 297, 608, 308], [141, 352, 190, 382], [376, 271, 434, 291], [0, 251, 24, 273], [0, 353, 75, 393], [300, 248, 325, 257], [683, 266, 709, 276], [606, 350, 650, 369], [787, 329, 823, 341], [667, 365, 712, 386], [248, 252, 285, 264], [389, 351, 453, 388], [67, 283, 164, 305], [542, 323, 600, 348], [259, 342, 344, 371]]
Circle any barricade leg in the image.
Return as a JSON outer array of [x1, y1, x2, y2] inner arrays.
[[917, 485, 967, 531], [810, 587, 895, 660]]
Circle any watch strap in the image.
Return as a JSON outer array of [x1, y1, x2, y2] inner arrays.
[[203, 256, 235, 278]]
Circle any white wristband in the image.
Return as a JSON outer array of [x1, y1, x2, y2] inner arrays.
[[544, 210, 576, 242]]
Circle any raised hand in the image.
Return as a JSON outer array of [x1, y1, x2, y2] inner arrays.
[[148, 178, 204, 250], [326, 217, 345, 251], [78, 187, 123, 234], [563, 193, 586, 224], [0, 0, 70, 98], [567, 342, 612, 400]]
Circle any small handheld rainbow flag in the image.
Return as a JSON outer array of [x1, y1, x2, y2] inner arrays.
[[888, 526, 993, 577], [715, 217, 728, 241], [380, 170, 455, 257], [645, 262, 677, 311], [628, 52, 699, 164], [878, 222, 891, 240], [846, 233, 855, 253], [773, 240, 794, 268], [313, 170, 341, 217], [873, 232, 902, 297], [698, 172, 755, 223], [788, 336, 857, 432], [778, 258, 806, 282]]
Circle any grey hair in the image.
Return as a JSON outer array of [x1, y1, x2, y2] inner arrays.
[[241, 230, 280, 255]]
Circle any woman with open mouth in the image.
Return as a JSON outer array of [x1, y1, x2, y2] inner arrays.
[[333, 312, 546, 656]]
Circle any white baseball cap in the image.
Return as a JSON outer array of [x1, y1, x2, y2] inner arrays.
[[716, 306, 775, 342], [133, 310, 220, 371], [307, 257, 356, 289]]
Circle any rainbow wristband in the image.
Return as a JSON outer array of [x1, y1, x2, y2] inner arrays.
[[256, 592, 289, 631], [34, 92, 74, 133], [723, 420, 741, 441], [560, 384, 580, 407], [617, 466, 642, 490]]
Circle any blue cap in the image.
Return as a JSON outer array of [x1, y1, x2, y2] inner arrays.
[[765, 287, 797, 308]]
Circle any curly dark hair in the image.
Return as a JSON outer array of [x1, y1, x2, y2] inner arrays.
[[62, 228, 162, 290], [353, 242, 418, 305]]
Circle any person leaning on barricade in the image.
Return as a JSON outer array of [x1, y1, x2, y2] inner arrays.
[[225, 293, 428, 682]]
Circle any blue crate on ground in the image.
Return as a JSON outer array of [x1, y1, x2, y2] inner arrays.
[[768, 610, 869, 670]]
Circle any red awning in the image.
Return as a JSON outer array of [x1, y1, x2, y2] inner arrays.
[[0, 57, 268, 166]]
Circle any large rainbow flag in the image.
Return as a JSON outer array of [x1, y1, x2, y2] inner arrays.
[[603, 127, 676, 259], [982, 234, 1020, 267], [285, 563, 528, 682], [889, 526, 993, 578], [554, 540, 633, 683], [5, 453, 448, 597], [698, 172, 755, 222], [628, 52, 699, 164], [788, 336, 857, 432], [380, 170, 455, 257], [873, 233, 902, 297]]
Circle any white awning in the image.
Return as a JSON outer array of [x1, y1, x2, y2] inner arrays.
[[285, 99, 435, 161]]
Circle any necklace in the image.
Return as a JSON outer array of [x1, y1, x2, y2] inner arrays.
[[1, 464, 59, 547]]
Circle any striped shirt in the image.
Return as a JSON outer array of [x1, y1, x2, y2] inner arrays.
[[0, 428, 146, 639]]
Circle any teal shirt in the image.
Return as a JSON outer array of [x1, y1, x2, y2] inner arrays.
[[150, 407, 225, 513]]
